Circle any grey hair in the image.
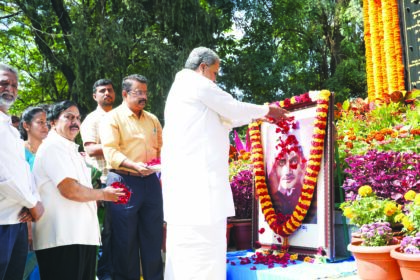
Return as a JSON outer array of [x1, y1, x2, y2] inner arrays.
[[0, 63, 18, 82], [184, 47, 219, 70]]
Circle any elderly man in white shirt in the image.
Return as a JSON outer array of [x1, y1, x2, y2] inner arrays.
[[32, 100, 124, 280], [161, 47, 288, 280], [0, 63, 44, 280]]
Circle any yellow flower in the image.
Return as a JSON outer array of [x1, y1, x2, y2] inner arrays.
[[394, 213, 405, 223], [384, 202, 398, 216], [343, 207, 355, 219], [415, 194, 420, 206], [303, 256, 313, 263], [402, 216, 415, 231], [404, 190, 416, 201], [289, 254, 298, 261], [358, 185, 372, 197]]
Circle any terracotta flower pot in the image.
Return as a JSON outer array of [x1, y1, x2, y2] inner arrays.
[[391, 247, 420, 280], [347, 241, 401, 280]]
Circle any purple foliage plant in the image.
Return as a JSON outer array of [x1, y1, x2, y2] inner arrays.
[[342, 150, 420, 204]]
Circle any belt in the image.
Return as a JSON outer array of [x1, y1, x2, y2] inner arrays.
[[110, 169, 144, 177]]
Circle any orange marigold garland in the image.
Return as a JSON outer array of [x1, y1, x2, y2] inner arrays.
[[363, 0, 374, 101], [249, 90, 331, 237]]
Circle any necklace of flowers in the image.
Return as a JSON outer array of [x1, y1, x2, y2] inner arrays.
[[249, 90, 331, 237]]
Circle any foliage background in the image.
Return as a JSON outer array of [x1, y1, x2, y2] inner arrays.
[[1, 0, 367, 121]]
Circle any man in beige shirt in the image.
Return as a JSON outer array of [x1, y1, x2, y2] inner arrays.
[[100, 74, 163, 280], [80, 78, 115, 280], [81, 79, 115, 186]]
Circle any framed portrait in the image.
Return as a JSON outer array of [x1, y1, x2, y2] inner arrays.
[[252, 92, 336, 259]]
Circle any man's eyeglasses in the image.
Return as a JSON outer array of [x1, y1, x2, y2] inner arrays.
[[128, 90, 147, 97]]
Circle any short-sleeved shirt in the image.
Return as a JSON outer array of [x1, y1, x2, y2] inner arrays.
[[100, 103, 162, 172], [32, 130, 100, 250], [80, 106, 108, 184]]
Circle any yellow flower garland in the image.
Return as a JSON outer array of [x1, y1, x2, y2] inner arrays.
[[249, 90, 331, 237], [364, 0, 405, 102]]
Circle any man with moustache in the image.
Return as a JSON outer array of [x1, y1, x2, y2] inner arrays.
[[100, 74, 163, 280], [81, 79, 115, 280], [0, 63, 44, 280], [31, 100, 124, 280]]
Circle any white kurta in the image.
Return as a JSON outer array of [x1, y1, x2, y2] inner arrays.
[[0, 111, 39, 225], [161, 69, 269, 226]]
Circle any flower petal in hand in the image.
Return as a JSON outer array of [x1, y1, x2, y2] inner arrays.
[[111, 182, 132, 204]]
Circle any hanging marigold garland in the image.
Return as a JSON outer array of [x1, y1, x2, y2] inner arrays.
[[364, 0, 405, 102], [249, 90, 331, 237], [363, 0, 374, 101]]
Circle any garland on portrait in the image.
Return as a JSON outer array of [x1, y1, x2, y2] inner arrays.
[[249, 90, 331, 238]]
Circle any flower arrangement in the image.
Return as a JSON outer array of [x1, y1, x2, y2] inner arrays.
[[396, 190, 420, 236], [229, 131, 253, 219], [340, 185, 402, 227], [335, 97, 420, 168], [249, 90, 330, 237], [359, 222, 395, 246], [341, 150, 420, 204]]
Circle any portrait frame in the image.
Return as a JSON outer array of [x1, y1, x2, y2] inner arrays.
[[251, 92, 336, 259]]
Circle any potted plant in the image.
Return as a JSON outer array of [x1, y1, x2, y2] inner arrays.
[[340, 185, 403, 241], [347, 222, 402, 280], [391, 190, 420, 279], [228, 131, 254, 250]]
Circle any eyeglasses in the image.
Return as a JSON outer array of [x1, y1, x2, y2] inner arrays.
[[128, 90, 147, 97]]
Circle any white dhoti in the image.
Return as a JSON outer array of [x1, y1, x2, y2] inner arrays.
[[164, 219, 227, 280]]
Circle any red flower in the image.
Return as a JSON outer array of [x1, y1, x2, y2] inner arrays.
[[258, 228, 265, 234], [111, 182, 132, 204], [146, 158, 161, 166]]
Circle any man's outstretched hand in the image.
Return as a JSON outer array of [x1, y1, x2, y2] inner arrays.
[[265, 105, 289, 122]]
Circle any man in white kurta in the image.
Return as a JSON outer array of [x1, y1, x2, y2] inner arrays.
[[161, 47, 288, 280], [0, 63, 44, 280]]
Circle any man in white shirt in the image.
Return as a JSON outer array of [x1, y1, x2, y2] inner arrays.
[[32, 100, 124, 280], [80, 79, 115, 280], [161, 47, 288, 279], [0, 63, 44, 280]]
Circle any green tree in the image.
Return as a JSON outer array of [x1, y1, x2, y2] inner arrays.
[[218, 0, 366, 104], [1, 0, 234, 119]]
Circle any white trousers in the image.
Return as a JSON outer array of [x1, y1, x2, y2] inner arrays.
[[164, 219, 227, 280]]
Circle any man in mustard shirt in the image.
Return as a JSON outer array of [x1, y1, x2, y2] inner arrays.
[[100, 74, 163, 280]]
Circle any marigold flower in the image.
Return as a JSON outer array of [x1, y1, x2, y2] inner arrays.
[[348, 135, 356, 141], [402, 216, 415, 231], [374, 133, 385, 141], [303, 256, 314, 263], [358, 185, 373, 197], [343, 207, 354, 219], [289, 254, 298, 261], [404, 190, 416, 201], [345, 142, 353, 149], [394, 213, 405, 223], [384, 202, 398, 216]]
